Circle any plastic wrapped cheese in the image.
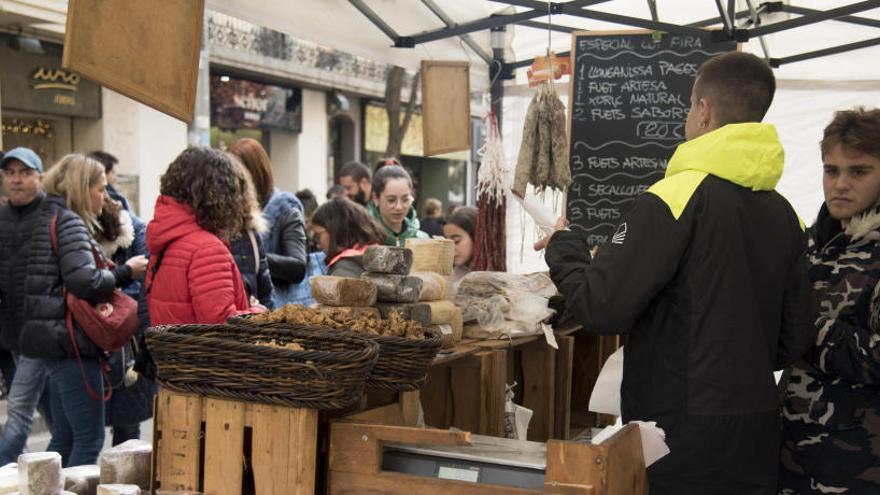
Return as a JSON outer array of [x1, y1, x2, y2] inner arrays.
[[310, 276, 378, 307], [362, 246, 413, 275], [360, 273, 422, 303], [411, 272, 448, 301]]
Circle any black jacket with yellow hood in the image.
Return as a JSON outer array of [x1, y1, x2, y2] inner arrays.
[[546, 123, 815, 494]]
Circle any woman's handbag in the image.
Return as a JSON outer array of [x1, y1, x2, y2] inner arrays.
[[50, 213, 140, 400]]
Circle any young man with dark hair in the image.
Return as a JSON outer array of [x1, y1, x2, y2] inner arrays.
[[87, 150, 131, 212], [337, 161, 372, 206], [779, 107, 880, 494], [538, 52, 814, 494]]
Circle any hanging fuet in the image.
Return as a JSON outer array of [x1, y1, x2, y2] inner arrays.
[[473, 109, 508, 272], [513, 80, 571, 196]]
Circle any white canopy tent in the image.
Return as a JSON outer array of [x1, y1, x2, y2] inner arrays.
[[209, 0, 880, 273], [8, 0, 876, 271]]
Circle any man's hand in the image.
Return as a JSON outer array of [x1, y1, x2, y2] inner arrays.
[[533, 217, 568, 251]]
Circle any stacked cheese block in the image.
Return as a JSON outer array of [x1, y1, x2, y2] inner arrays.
[[366, 245, 462, 347], [2, 440, 152, 495], [310, 246, 463, 346]]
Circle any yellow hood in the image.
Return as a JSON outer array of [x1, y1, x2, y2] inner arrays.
[[665, 123, 784, 191]]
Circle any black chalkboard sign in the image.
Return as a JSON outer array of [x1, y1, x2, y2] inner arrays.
[[566, 30, 736, 244]]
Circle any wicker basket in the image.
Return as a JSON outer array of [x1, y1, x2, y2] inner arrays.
[[145, 324, 379, 410], [229, 317, 442, 391]]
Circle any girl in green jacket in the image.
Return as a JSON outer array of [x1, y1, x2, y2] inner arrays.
[[368, 165, 429, 247]]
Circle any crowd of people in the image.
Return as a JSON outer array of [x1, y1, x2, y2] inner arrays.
[[0, 49, 877, 495], [0, 136, 478, 468]]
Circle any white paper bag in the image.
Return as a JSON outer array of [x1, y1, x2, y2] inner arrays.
[[588, 346, 624, 416]]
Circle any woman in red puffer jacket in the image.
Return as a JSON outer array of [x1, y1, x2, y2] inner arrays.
[[145, 147, 264, 324]]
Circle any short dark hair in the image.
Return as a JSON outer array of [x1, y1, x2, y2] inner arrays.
[[295, 189, 318, 218], [160, 147, 250, 236], [425, 198, 442, 216], [326, 184, 345, 200], [339, 161, 371, 184], [371, 165, 413, 199], [447, 205, 477, 242], [694, 52, 775, 125], [311, 197, 385, 259], [821, 107, 880, 159], [87, 150, 119, 173]]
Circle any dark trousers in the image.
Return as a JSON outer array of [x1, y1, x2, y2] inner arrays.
[[647, 412, 781, 495]]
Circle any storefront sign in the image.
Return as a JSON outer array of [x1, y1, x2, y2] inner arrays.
[[0, 35, 101, 118], [210, 75, 301, 132]]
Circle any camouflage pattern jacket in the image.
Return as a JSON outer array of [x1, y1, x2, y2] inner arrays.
[[783, 203, 880, 431]]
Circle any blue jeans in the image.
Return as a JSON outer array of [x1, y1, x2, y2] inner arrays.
[[0, 356, 49, 465], [45, 358, 105, 467]]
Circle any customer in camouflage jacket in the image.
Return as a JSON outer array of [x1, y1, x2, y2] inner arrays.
[[780, 108, 880, 494]]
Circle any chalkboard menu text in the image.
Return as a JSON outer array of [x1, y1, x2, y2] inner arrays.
[[566, 31, 735, 244]]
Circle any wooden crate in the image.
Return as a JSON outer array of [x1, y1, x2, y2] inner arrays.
[[152, 388, 318, 495], [328, 421, 647, 494]]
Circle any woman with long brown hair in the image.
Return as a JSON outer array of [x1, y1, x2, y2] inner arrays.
[[227, 138, 308, 306]]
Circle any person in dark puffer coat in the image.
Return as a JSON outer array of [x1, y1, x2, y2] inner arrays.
[[93, 199, 156, 446], [145, 147, 265, 325], [227, 138, 307, 308], [0, 147, 52, 466], [20, 154, 147, 467], [227, 153, 274, 308]]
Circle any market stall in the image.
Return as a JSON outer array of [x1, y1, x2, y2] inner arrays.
[[41, 1, 880, 494]]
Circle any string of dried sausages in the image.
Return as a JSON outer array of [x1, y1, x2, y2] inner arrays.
[[473, 110, 508, 272]]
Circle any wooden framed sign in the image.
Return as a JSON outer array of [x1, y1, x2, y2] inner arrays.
[[63, 0, 204, 123], [566, 30, 736, 244], [421, 60, 471, 156]]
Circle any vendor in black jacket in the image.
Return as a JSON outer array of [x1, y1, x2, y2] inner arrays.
[[538, 52, 815, 494]]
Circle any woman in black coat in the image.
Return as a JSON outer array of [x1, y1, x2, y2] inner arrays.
[[20, 154, 146, 466], [228, 138, 306, 308], [227, 153, 274, 308]]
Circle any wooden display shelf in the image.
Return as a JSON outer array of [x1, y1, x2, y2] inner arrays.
[[152, 388, 318, 495], [327, 421, 647, 494], [422, 324, 579, 442]]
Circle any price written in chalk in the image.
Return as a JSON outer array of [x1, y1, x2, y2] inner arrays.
[[566, 31, 735, 240]]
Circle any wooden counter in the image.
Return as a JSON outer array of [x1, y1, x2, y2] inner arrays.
[[420, 322, 580, 442]]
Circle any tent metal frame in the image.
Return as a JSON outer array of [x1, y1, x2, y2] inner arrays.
[[349, 0, 880, 73]]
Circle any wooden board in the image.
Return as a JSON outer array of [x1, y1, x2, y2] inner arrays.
[[203, 398, 246, 495], [63, 0, 204, 123], [346, 391, 421, 428], [155, 388, 202, 492], [154, 389, 319, 495], [545, 423, 645, 495], [328, 422, 645, 494], [251, 404, 318, 495], [522, 341, 556, 442], [421, 60, 471, 156], [554, 336, 575, 440]]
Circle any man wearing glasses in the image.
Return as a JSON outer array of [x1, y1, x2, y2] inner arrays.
[[0, 147, 52, 464]]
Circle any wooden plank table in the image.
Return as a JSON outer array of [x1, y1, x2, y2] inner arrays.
[[421, 323, 580, 442]]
